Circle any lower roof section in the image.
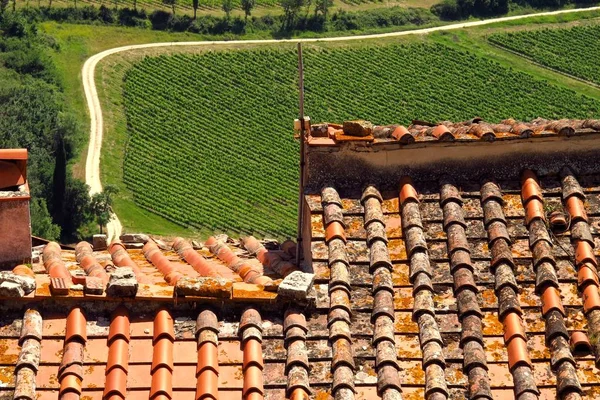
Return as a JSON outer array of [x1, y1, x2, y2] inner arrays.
[[4, 165, 600, 398]]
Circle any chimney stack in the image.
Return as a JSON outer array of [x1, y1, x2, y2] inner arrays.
[[0, 149, 31, 268]]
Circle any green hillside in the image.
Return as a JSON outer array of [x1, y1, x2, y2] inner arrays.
[[122, 42, 600, 237]]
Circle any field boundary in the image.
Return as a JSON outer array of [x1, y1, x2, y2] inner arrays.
[[82, 5, 600, 241]]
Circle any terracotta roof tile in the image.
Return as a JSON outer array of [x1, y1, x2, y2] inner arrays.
[[521, 170, 583, 398], [108, 241, 148, 282], [239, 308, 264, 399], [65, 307, 87, 343], [153, 309, 175, 343], [75, 241, 109, 285], [43, 242, 72, 281], [207, 237, 272, 286], [149, 366, 172, 399], [438, 181, 492, 399], [173, 237, 236, 280], [106, 338, 129, 373], [14, 308, 42, 400], [284, 310, 310, 400], [570, 331, 592, 356], [242, 236, 297, 278], [20, 308, 42, 345], [13, 264, 35, 279]]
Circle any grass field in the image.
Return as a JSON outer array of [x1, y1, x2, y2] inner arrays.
[[489, 24, 600, 86], [120, 41, 600, 237]]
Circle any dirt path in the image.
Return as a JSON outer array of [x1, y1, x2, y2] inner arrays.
[[82, 5, 600, 242]]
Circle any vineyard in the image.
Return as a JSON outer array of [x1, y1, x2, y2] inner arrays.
[[22, 0, 411, 13], [489, 24, 600, 85], [23, 0, 280, 12], [123, 43, 600, 237]]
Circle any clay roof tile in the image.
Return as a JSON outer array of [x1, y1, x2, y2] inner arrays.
[[153, 309, 175, 343], [65, 308, 87, 343], [152, 338, 174, 373], [283, 310, 307, 333], [103, 366, 127, 399], [59, 373, 82, 396], [243, 338, 264, 370], [242, 365, 265, 397], [106, 339, 129, 374], [149, 366, 173, 399], [19, 309, 42, 345], [108, 306, 130, 343], [196, 342, 218, 376], [196, 309, 219, 335], [196, 368, 219, 400], [239, 308, 262, 333]]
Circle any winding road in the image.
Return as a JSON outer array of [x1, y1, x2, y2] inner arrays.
[[82, 5, 600, 242]]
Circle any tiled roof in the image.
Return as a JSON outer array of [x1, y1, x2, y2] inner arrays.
[[0, 235, 310, 399], [305, 167, 600, 398], [4, 165, 600, 398], [305, 118, 600, 146], [5, 117, 600, 398]]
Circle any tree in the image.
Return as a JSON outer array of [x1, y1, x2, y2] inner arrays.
[[90, 185, 118, 234], [192, 0, 199, 19], [163, 0, 176, 14], [61, 177, 93, 240], [30, 198, 61, 241], [315, 0, 330, 19], [222, 0, 233, 19], [280, 0, 304, 29], [240, 0, 254, 20]]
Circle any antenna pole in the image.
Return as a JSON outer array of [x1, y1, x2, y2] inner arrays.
[[295, 43, 305, 268]]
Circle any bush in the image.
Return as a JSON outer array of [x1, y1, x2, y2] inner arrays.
[[0, 13, 28, 37], [118, 7, 147, 26], [169, 14, 193, 31], [149, 9, 171, 30], [188, 15, 219, 34], [431, 0, 463, 20], [331, 7, 435, 31], [98, 5, 114, 23]]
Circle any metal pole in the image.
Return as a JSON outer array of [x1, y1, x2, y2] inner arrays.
[[295, 43, 305, 267]]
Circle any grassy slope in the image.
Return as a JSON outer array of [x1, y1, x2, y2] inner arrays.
[[43, 10, 600, 238]]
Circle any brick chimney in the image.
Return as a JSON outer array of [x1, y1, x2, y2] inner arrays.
[[0, 149, 31, 268]]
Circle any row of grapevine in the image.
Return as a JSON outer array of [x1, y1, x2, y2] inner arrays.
[[489, 25, 600, 85], [122, 43, 600, 238], [31, 0, 280, 11]]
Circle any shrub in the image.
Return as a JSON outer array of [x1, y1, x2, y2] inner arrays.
[[149, 9, 171, 30]]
